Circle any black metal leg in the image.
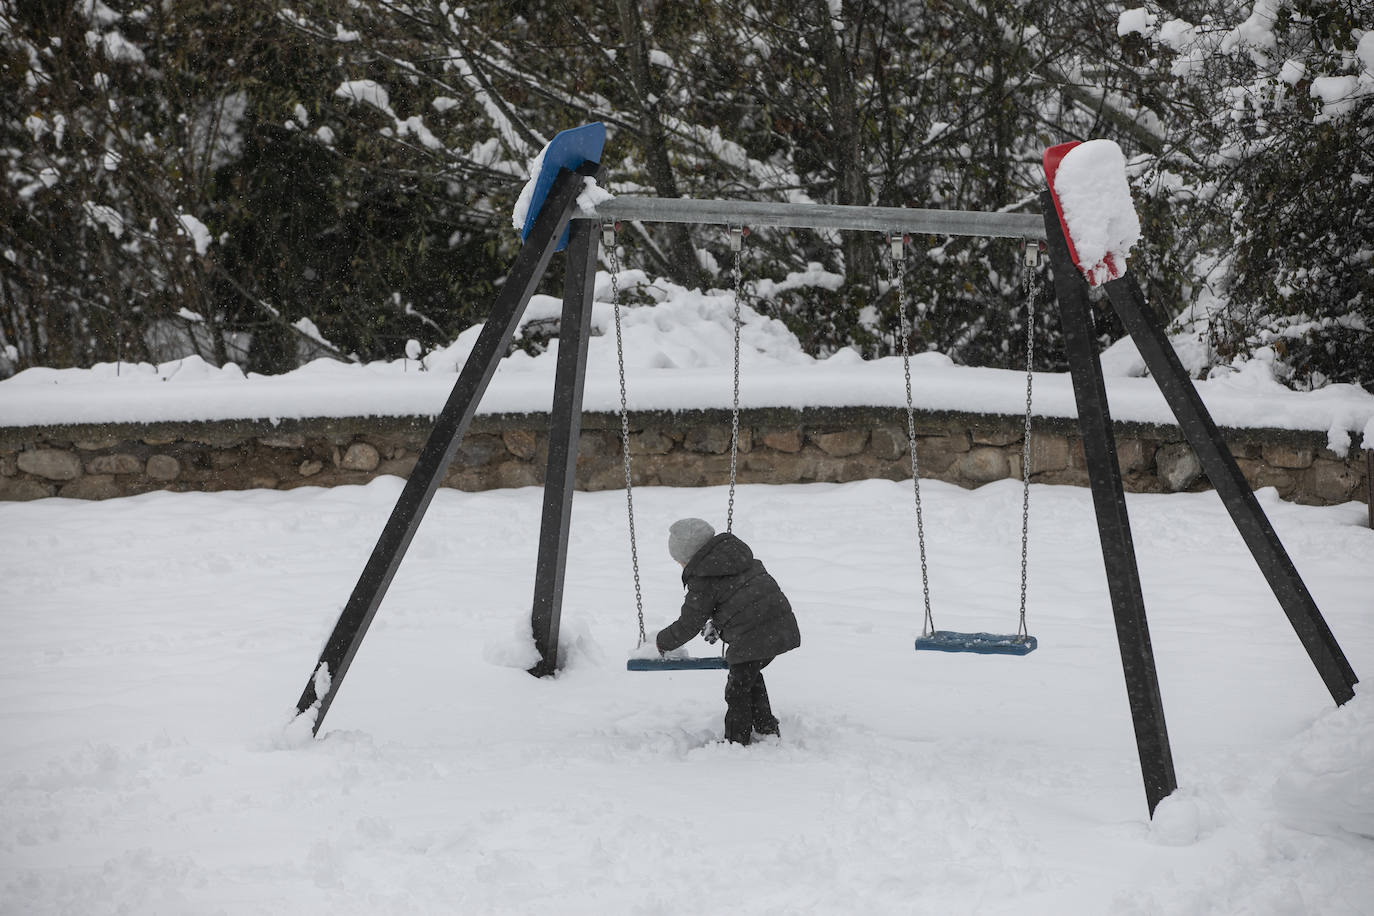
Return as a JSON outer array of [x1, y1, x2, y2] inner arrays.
[[1103, 276, 1358, 703], [1043, 193, 1178, 816], [294, 165, 597, 733], [529, 215, 601, 677]]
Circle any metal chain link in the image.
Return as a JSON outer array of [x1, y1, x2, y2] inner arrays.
[[893, 235, 934, 637], [607, 227, 647, 646], [1017, 243, 1041, 641], [726, 227, 744, 533]]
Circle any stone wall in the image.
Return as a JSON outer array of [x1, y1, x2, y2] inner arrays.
[[0, 407, 1368, 507]]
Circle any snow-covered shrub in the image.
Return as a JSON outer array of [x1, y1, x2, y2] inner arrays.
[[1115, 1, 1373, 390]]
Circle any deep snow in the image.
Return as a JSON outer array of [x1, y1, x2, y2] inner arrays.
[[2, 229, 1373, 912], [1, 477, 1371, 914]]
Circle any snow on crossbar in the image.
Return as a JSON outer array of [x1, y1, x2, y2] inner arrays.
[[914, 631, 1038, 656], [578, 197, 1046, 240]]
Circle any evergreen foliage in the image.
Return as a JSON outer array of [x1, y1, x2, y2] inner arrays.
[[1111, 0, 1373, 390], [1, 0, 1369, 390]]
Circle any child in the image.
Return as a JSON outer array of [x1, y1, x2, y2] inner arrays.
[[656, 518, 801, 745]]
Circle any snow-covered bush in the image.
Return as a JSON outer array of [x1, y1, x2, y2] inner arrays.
[[4, 0, 1367, 388], [1115, 0, 1373, 390]]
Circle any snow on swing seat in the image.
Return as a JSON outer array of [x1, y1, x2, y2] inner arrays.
[[626, 655, 730, 671], [626, 642, 728, 671], [914, 630, 1038, 656]]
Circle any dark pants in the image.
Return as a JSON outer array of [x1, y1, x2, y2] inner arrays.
[[724, 657, 779, 745]]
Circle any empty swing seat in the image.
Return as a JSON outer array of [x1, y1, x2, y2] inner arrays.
[[627, 655, 729, 672], [915, 630, 1038, 656]]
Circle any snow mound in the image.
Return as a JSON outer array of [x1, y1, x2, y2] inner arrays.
[[1271, 691, 1374, 839], [1, 270, 1372, 442], [1148, 788, 1226, 845], [482, 615, 542, 670]]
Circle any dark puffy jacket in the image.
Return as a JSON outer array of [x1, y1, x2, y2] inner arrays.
[[656, 533, 800, 664]]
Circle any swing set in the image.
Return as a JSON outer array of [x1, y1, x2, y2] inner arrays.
[[614, 221, 1040, 668], [291, 122, 1358, 817]]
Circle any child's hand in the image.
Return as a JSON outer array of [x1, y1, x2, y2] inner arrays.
[[701, 620, 719, 644]]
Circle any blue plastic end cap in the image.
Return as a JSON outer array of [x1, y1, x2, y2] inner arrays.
[[519, 122, 607, 253]]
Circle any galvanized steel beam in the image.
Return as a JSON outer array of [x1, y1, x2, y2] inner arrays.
[[578, 197, 1046, 240]]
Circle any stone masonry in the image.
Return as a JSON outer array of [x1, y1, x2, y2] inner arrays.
[[0, 407, 1368, 508]]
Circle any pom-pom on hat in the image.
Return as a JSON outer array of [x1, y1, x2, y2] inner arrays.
[[668, 518, 716, 564]]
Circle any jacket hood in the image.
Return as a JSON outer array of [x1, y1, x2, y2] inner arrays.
[[682, 532, 753, 579]]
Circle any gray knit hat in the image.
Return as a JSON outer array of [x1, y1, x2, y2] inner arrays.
[[668, 518, 715, 565]]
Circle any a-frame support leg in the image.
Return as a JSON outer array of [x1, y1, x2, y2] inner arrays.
[[1102, 276, 1358, 704], [293, 164, 596, 734], [1042, 193, 1178, 816], [529, 216, 601, 677]]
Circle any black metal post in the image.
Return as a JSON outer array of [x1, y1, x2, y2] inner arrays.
[[1042, 193, 1178, 816], [294, 164, 597, 733], [1103, 276, 1358, 704], [528, 215, 601, 677]]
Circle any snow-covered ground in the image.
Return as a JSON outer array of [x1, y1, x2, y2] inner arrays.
[[3, 272, 1373, 457], [2, 476, 1371, 914]]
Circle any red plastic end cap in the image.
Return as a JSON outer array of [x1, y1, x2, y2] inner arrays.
[[1042, 141, 1083, 278]]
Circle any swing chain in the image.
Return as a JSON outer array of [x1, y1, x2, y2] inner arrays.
[[608, 225, 647, 646], [726, 226, 745, 533], [892, 234, 934, 638], [1017, 240, 1041, 641]]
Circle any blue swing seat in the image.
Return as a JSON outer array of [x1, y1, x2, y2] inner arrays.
[[627, 656, 729, 672], [914, 630, 1038, 656]]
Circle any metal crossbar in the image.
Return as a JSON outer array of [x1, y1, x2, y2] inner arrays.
[[577, 197, 1046, 240]]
